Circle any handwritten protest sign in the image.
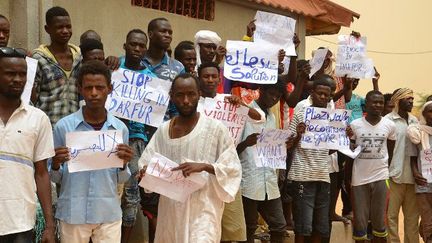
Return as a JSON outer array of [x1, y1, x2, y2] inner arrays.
[[197, 94, 249, 145], [254, 129, 291, 169], [254, 11, 297, 56], [335, 35, 369, 79], [139, 153, 207, 202], [224, 40, 279, 84], [309, 48, 328, 78], [363, 58, 375, 79], [106, 68, 172, 127], [301, 107, 351, 150], [21, 57, 38, 104], [420, 149, 432, 183], [66, 130, 123, 173]]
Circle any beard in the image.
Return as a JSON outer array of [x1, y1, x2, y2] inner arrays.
[[176, 102, 198, 117]]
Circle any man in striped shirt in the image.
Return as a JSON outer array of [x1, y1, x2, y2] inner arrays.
[[287, 75, 335, 243]]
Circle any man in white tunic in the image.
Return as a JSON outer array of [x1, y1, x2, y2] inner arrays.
[[138, 73, 242, 243]]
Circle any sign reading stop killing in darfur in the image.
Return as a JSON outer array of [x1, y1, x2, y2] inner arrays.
[[254, 10, 297, 56], [224, 40, 279, 84], [106, 68, 172, 128], [197, 94, 249, 145], [335, 35, 370, 79], [255, 129, 291, 169], [301, 107, 352, 150]]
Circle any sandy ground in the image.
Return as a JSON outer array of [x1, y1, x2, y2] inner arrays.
[[128, 195, 424, 243]]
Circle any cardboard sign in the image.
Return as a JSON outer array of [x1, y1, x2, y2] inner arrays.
[[420, 149, 432, 183]]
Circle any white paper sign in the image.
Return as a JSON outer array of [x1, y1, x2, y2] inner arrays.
[[66, 130, 123, 173], [198, 95, 248, 145], [335, 35, 369, 79], [106, 68, 172, 128], [255, 129, 291, 169], [309, 48, 328, 78], [363, 58, 375, 79], [139, 153, 207, 202], [420, 149, 432, 183], [21, 57, 38, 104], [254, 10, 297, 56], [224, 40, 279, 84], [301, 107, 351, 150]]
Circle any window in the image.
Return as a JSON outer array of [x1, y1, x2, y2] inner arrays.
[[131, 0, 215, 21]]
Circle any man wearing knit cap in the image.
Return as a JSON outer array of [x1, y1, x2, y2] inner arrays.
[[385, 88, 420, 243]]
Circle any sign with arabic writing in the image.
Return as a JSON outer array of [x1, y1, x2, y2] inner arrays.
[[66, 130, 124, 173]]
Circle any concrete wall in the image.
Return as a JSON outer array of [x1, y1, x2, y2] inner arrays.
[[46, 0, 304, 57]]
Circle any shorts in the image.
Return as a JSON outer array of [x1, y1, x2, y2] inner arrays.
[[291, 181, 330, 237], [352, 180, 388, 240]]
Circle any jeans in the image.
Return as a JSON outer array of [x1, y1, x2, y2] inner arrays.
[[291, 181, 330, 237]]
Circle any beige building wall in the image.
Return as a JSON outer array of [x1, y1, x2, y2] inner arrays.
[[306, 0, 431, 104], [52, 0, 303, 58]]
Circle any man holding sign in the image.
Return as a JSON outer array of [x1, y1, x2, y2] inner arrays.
[[237, 80, 288, 243], [50, 61, 133, 243], [137, 73, 241, 242], [286, 77, 335, 243], [197, 62, 262, 242], [407, 101, 432, 243], [346, 91, 396, 243]]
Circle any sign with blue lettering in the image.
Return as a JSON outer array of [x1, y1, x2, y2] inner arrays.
[[301, 107, 351, 150], [66, 130, 123, 173], [106, 68, 172, 128], [254, 11, 297, 56], [224, 40, 279, 84], [255, 129, 291, 169], [335, 35, 370, 79]]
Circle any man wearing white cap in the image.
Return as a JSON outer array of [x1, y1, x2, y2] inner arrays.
[[194, 30, 226, 68]]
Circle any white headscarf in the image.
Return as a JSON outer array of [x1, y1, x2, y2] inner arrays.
[[194, 30, 222, 69], [407, 101, 432, 150]]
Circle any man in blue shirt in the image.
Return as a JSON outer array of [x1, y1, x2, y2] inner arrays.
[[118, 28, 157, 243], [142, 17, 185, 126], [50, 60, 133, 243]]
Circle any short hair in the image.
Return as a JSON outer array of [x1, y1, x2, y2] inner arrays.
[[80, 30, 101, 44], [148, 17, 169, 33], [170, 73, 199, 93], [77, 60, 111, 86], [365, 90, 383, 101], [197, 62, 220, 77], [0, 47, 26, 59], [312, 74, 333, 89], [384, 93, 393, 103], [79, 38, 104, 56], [45, 6, 69, 25], [126, 28, 147, 41], [174, 41, 194, 60], [259, 79, 286, 93], [0, 14, 9, 22], [427, 95, 432, 102]]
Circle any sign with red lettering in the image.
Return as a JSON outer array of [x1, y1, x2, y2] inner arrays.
[[139, 153, 207, 202], [197, 94, 249, 145]]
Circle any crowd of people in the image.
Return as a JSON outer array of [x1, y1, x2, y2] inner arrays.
[[1, 5, 432, 243]]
